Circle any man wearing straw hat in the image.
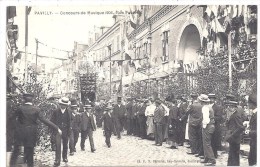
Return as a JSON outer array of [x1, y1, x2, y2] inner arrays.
[[198, 94, 216, 166], [51, 97, 72, 166], [80, 104, 96, 153]]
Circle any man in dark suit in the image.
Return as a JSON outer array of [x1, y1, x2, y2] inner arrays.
[[208, 93, 223, 158], [225, 100, 246, 166], [138, 99, 147, 139], [101, 106, 114, 147], [177, 96, 188, 146], [180, 94, 203, 155], [69, 99, 81, 155], [80, 104, 96, 152], [51, 97, 72, 166], [126, 97, 134, 135], [246, 93, 257, 166], [9, 93, 61, 167], [153, 99, 165, 146], [113, 96, 127, 139]]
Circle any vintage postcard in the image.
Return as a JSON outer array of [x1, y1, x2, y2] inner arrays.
[[3, 1, 258, 166]]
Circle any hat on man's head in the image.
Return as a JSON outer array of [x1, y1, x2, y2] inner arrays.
[[58, 97, 70, 105], [190, 93, 198, 98], [225, 100, 238, 106], [155, 98, 162, 104], [117, 96, 122, 102], [208, 93, 216, 99], [23, 93, 34, 98], [225, 94, 236, 101], [84, 104, 92, 109], [176, 95, 182, 100], [105, 106, 113, 111], [248, 93, 257, 106], [198, 94, 210, 102], [70, 98, 77, 107]]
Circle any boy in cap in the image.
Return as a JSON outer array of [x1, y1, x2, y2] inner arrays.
[[101, 106, 114, 147]]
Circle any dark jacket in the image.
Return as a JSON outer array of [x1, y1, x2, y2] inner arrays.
[[178, 102, 188, 122], [168, 105, 178, 124], [226, 110, 245, 144], [101, 112, 114, 131], [80, 112, 96, 131], [15, 103, 59, 147], [154, 105, 165, 124], [181, 101, 203, 126], [212, 103, 223, 123], [138, 104, 146, 116], [126, 102, 134, 119], [71, 113, 81, 132], [249, 112, 257, 141], [113, 104, 127, 118], [51, 108, 72, 135]]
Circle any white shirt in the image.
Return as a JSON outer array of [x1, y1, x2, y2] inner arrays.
[[202, 105, 210, 128], [145, 104, 156, 116], [161, 103, 169, 116], [61, 108, 66, 114], [252, 108, 257, 114]]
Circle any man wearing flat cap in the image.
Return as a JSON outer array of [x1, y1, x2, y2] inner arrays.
[[246, 93, 257, 166], [208, 93, 223, 158], [69, 98, 81, 155], [80, 104, 96, 152], [51, 97, 72, 166], [10, 93, 62, 167], [101, 106, 114, 147], [180, 93, 203, 155], [153, 99, 165, 146], [225, 99, 245, 166]]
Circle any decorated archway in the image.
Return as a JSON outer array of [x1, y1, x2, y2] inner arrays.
[[178, 24, 201, 65]]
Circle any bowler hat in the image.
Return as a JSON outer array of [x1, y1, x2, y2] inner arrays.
[[190, 93, 198, 98], [198, 94, 210, 102], [117, 96, 122, 102], [225, 94, 236, 101], [225, 100, 238, 106], [155, 98, 162, 104], [105, 106, 113, 111], [84, 104, 92, 109], [70, 98, 77, 107], [23, 93, 34, 98], [208, 93, 216, 99], [248, 93, 257, 105], [59, 97, 69, 105]]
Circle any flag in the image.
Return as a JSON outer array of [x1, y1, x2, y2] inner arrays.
[[202, 23, 209, 38], [232, 5, 238, 18], [7, 6, 16, 20], [215, 18, 225, 33], [125, 53, 131, 60]]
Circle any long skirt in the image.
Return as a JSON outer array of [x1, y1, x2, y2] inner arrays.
[[146, 116, 155, 136]]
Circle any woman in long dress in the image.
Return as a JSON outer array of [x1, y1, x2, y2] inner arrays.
[[145, 99, 156, 139]]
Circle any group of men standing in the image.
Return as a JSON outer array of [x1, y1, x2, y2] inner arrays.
[[8, 95, 98, 167]]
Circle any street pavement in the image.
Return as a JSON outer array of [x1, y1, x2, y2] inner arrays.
[[7, 128, 249, 166]]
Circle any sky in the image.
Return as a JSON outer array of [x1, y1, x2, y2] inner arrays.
[[14, 5, 130, 70]]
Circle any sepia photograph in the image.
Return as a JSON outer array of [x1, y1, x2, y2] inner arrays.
[[4, 2, 258, 167]]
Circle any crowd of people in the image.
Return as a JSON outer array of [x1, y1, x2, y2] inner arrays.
[[7, 91, 257, 167]]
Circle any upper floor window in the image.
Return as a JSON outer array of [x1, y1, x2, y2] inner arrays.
[[162, 31, 169, 62]]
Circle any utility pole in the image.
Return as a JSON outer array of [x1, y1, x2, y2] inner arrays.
[[35, 38, 38, 73], [108, 45, 112, 98], [228, 32, 232, 92], [24, 6, 28, 83]]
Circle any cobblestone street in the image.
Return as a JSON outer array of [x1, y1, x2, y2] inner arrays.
[[30, 128, 248, 166]]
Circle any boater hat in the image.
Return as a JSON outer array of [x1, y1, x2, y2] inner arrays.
[[59, 97, 69, 105], [198, 94, 210, 102], [84, 104, 92, 109]]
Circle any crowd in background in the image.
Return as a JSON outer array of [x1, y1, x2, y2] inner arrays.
[[6, 91, 257, 167]]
